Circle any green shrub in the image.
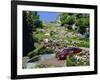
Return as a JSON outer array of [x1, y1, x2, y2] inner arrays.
[[66, 55, 88, 66], [27, 44, 44, 58], [27, 50, 35, 58], [76, 17, 89, 34], [76, 41, 89, 48], [33, 32, 46, 43], [76, 17, 89, 27], [65, 16, 76, 25], [27, 44, 53, 58], [39, 47, 53, 54], [66, 56, 76, 66]]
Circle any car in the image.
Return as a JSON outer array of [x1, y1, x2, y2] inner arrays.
[[57, 47, 82, 60]]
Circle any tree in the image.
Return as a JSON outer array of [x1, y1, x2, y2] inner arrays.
[[59, 13, 90, 34], [23, 11, 35, 56], [27, 11, 42, 30], [60, 13, 69, 26], [65, 15, 76, 25], [76, 17, 89, 34], [23, 11, 43, 56], [60, 13, 76, 27]]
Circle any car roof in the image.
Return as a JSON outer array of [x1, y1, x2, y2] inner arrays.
[[63, 47, 79, 50]]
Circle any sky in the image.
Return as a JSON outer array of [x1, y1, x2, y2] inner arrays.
[[38, 12, 60, 22]]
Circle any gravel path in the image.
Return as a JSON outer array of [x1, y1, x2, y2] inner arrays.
[[23, 54, 66, 68], [38, 58, 66, 67]]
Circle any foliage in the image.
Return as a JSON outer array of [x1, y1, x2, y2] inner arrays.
[[28, 43, 53, 58], [27, 50, 35, 58], [60, 13, 69, 26], [76, 15, 89, 34], [34, 20, 42, 28], [60, 13, 76, 27], [23, 11, 43, 56], [33, 32, 46, 43], [27, 44, 44, 58], [26, 11, 42, 29], [39, 47, 53, 54], [76, 17, 89, 27], [76, 40, 89, 48], [23, 11, 35, 56], [66, 56, 76, 66], [60, 13, 89, 34], [65, 15, 76, 25], [66, 47, 90, 66], [28, 56, 40, 62]]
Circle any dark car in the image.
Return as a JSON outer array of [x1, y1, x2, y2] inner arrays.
[[57, 47, 82, 60]]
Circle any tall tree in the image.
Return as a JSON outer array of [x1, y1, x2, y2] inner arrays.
[[76, 14, 90, 34], [60, 13, 75, 26], [23, 11, 35, 56], [23, 11, 43, 56], [60, 13, 69, 26]]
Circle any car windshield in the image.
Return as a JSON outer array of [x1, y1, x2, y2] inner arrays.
[[72, 47, 78, 51], [63, 49, 72, 53]]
